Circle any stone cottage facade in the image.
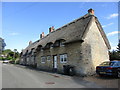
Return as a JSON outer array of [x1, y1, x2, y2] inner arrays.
[[20, 9, 111, 76]]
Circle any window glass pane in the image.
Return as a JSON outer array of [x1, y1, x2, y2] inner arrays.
[[41, 56, 45, 63], [64, 58, 67, 62], [60, 55, 63, 62], [60, 54, 67, 63], [64, 54, 67, 62], [47, 56, 50, 61]]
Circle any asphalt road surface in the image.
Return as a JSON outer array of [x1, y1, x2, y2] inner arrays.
[[2, 63, 103, 88]]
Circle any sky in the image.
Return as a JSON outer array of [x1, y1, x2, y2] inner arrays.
[[1, 2, 119, 52]]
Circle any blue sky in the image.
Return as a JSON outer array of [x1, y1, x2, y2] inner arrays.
[[2, 2, 119, 52]]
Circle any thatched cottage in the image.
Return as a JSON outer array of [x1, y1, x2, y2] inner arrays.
[[20, 9, 111, 76]]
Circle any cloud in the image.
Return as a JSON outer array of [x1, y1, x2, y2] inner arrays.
[[107, 31, 120, 36], [102, 23, 114, 28], [106, 13, 118, 19], [9, 32, 19, 36], [109, 41, 118, 51], [110, 46, 117, 51]]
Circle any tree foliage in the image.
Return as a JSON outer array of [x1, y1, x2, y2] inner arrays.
[[0, 49, 20, 60], [117, 40, 120, 53], [109, 41, 120, 61]]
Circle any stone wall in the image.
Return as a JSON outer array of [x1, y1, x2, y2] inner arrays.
[[80, 17, 109, 75], [36, 41, 83, 74]]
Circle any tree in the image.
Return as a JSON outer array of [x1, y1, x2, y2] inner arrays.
[[109, 50, 120, 60], [1, 49, 20, 60], [109, 40, 120, 61], [13, 49, 19, 59], [117, 39, 120, 53]]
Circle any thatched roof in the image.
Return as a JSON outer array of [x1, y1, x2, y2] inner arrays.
[[22, 14, 111, 55], [22, 40, 39, 55]]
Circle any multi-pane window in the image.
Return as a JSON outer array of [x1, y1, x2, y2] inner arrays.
[[47, 56, 51, 61], [26, 57, 29, 64], [60, 54, 67, 63], [41, 56, 46, 63], [60, 41, 65, 47]]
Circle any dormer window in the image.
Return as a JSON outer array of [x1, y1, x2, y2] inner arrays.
[[55, 41, 60, 47], [31, 48, 35, 55], [53, 40, 60, 47], [53, 39, 65, 47], [41, 48, 44, 52], [44, 42, 53, 49], [36, 45, 42, 52], [45, 44, 50, 49], [60, 40, 65, 47]]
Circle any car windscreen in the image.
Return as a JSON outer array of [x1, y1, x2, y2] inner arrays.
[[100, 62, 115, 66], [111, 62, 120, 66]]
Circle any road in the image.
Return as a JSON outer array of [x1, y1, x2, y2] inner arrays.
[[2, 63, 103, 88]]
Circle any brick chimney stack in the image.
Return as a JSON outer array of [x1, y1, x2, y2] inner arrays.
[[40, 32, 45, 39], [29, 41, 32, 45], [88, 8, 94, 15], [49, 26, 55, 33]]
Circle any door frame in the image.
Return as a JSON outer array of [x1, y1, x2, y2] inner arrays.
[[53, 55, 58, 72]]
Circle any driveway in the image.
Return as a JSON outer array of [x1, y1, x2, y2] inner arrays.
[[84, 75, 119, 88]]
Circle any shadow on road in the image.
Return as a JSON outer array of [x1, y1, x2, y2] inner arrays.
[[94, 75, 119, 80], [71, 76, 104, 88]]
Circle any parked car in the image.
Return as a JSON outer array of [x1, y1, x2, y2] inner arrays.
[[96, 61, 120, 78], [3, 60, 9, 64], [9, 60, 15, 64]]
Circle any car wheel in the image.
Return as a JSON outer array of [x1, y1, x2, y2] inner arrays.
[[117, 71, 120, 78]]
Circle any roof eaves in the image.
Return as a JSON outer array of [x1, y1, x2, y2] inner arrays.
[[81, 15, 94, 40], [95, 17, 111, 49]]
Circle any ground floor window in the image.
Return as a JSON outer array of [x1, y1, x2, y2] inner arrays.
[[47, 55, 51, 61], [41, 56, 46, 63], [31, 56, 35, 63], [60, 54, 67, 63], [26, 57, 29, 64]]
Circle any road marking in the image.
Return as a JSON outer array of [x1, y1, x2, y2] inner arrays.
[[45, 82, 55, 84]]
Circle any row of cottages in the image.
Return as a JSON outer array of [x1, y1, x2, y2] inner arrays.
[[20, 9, 111, 76]]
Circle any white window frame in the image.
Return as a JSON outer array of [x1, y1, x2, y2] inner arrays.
[[60, 54, 67, 63], [41, 56, 46, 63]]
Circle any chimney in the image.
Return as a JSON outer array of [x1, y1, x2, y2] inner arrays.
[[49, 26, 55, 33], [29, 41, 32, 45], [40, 32, 45, 39], [88, 8, 94, 15]]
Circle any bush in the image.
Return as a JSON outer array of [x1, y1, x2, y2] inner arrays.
[[15, 59, 20, 64], [0, 57, 2, 60]]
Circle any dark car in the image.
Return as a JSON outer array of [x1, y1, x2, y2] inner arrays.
[[96, 61, 120, 78]]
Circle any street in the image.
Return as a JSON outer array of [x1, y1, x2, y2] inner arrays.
[[2, 63, 103, 88]]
